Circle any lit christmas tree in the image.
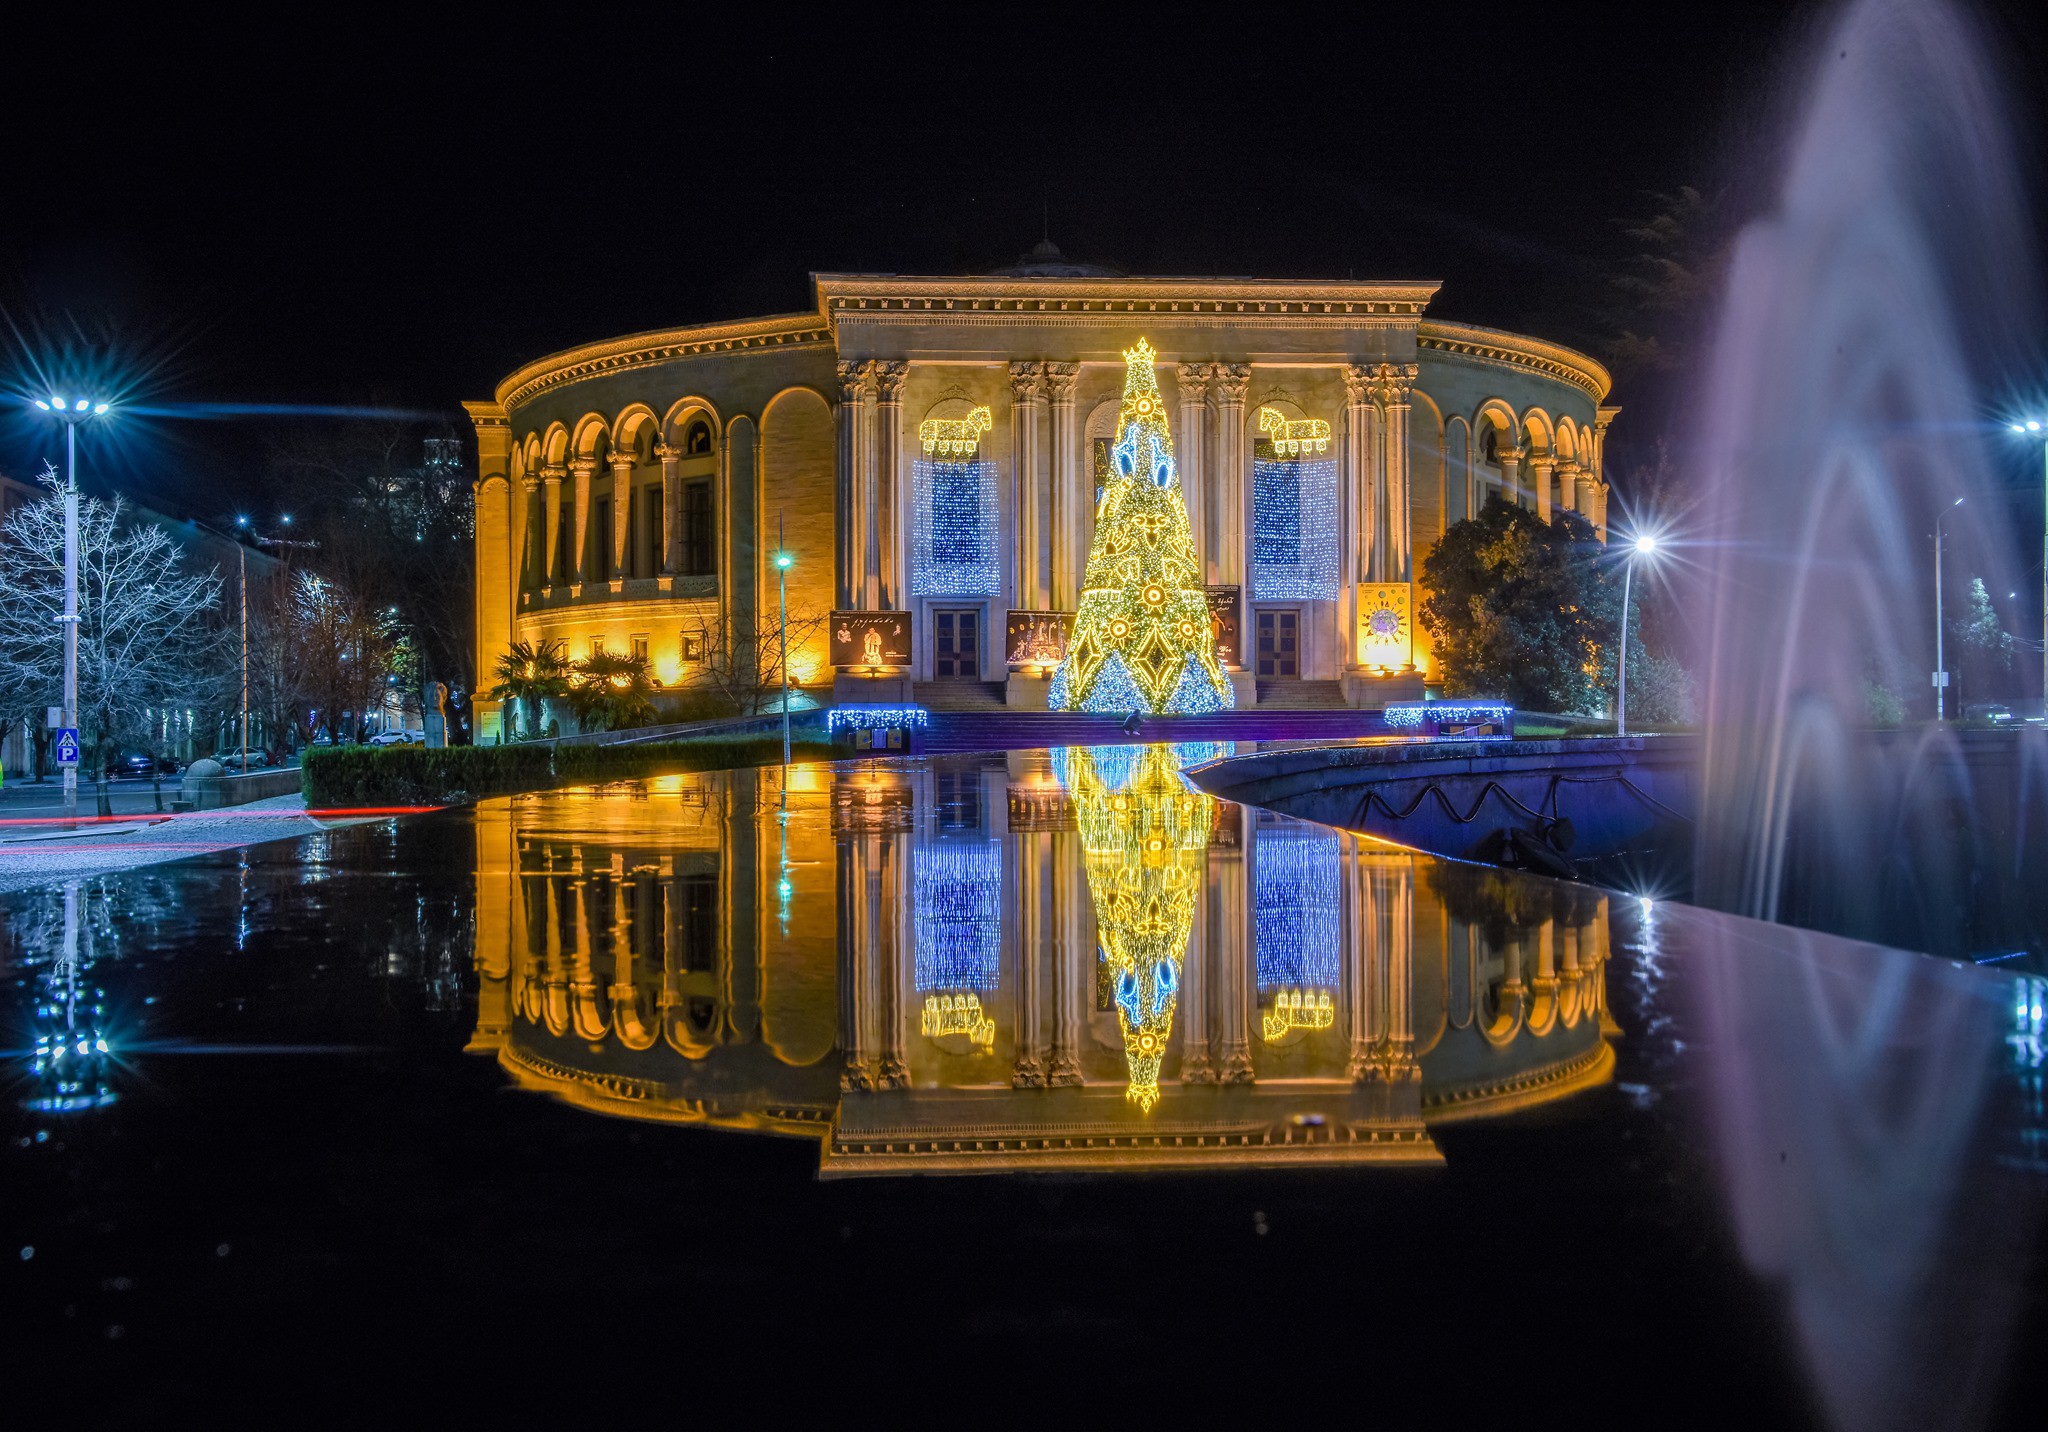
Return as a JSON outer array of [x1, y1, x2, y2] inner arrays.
[[1048, 339, 1234, 713]]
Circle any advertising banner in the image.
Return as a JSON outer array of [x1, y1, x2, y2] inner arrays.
[[1205, 586, 1242, 668], [830, 610, 912, 668]]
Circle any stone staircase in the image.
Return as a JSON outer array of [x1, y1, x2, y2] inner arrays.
[[1254, 679, 1350, 709], [919, 709, 1391, 755], [913, 680, 1009, 712]]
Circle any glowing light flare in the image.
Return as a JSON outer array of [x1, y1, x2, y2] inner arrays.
[[917, 405, 993, 456]]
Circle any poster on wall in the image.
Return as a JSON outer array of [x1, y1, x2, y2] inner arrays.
[[1004, 610, 1071, 667], [1205, 586, 1242, 668], [1356, 583, 1414, 668], [830, 610, 912, 668]]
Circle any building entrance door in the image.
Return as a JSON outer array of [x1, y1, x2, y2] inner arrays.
[[932, 608, 981, 679], [1255, 610, 1299, 678]]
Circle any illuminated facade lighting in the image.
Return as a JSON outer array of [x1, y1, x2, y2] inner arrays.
[[917, 405, 993, 456], [827, 704, 930, 732], [1256, 406, 1332, 456], [1051, 340, 1234, 713], [1255, 824, 1341, 1032], [1383, 700, 1513, 730], [1252, 454, 1339, 600], [913, 841, 1003, 996], [921, 992, 997, 1051], [911, 457, 1002, 596]]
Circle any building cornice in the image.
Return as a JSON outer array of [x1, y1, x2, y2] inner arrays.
[[814, 273, 1442, 321], [1417, 320, 1611, 403], [493, 312, 831, 414]]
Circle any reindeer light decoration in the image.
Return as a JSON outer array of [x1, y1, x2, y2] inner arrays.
[[1257, 406, 1332, 456], [917, 405, 993, 456]]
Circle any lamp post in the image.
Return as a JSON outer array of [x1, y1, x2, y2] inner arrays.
[[231, 515, 314, 771], [1615, 533, 1656, 738], [1934, 496, 1965, 721], [775, 512, 793, 770], [31, 395, 113, 826], [2008, 420, 2047, 718]]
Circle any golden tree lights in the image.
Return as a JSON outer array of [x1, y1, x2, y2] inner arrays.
[[1063, 743, 1214, 1110], [1049, 340, 1234, 713]]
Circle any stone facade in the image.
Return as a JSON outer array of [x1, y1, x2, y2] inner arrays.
[[466, 270, 1611, 740]]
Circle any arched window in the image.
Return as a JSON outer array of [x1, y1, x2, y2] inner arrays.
[[684, 419, 713, 456]]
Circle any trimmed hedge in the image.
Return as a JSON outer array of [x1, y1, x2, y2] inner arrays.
[[302, 737, 838, 807]]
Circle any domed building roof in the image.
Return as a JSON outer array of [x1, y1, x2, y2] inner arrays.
[[989, 238, 1123, 279]]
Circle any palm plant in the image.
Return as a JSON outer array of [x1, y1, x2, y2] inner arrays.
[[566, 649, 657, 733], [487, 639, 572, 740]]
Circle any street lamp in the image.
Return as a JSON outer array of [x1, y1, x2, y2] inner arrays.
[[1934, 496, 1965, 721], [230, 516, 317, 775], [775, 511, 793, 771], [1615, 532, 1658, 738], [30, 394, 114, 825], [2008, 420, 2047, 718]]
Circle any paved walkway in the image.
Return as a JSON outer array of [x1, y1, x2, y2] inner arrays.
[[0, 792, 390, 893]]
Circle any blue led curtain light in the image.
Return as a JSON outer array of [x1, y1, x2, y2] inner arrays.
[[827, 704, 930, 732], [1383, 701, 1514, 730], [1255, 825, 1343, 991], [913, 841, 1004, 993], [912, 458, 1001, 596], [1251, 456, 1339, 600]]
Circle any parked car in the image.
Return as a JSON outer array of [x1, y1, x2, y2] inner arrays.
[[213, 749, 273, 771], [1963, 702, 2015, 724], [366, 730, 422, 747], [106, 750, 178, 779]]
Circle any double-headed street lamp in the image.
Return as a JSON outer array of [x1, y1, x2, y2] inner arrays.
[[2007, 418, 2047, 718], [30, 394, 114, 825], [1933, 496, 1966, 721], [1615, 531, 1658, 738]]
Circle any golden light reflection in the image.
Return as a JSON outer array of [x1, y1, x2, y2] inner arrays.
[[1064, 744, 1213, 1111]]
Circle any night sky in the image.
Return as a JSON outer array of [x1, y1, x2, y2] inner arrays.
[[2, 1, 2042, 515]]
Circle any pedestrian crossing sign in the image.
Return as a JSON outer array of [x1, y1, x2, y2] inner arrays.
[[55, 728, 80, 766]]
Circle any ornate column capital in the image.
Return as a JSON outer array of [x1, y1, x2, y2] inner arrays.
[[607, 451, 635, 475], [1174, 360, 1213, 396], [876, 360, 908, 403], [1009, 360, 1046, 403], [653, 441, 680, 466], [520, 474, 541, 494], [1498, 444, 1526, 470], [836, 359, 878, 403], [541, 463, 566, 485], [567, 457, 597, 480], [1043, 361, 1079, 404], [1358, 361, 1418, 408], [1214, 363, 1250, 404], [1528, 454, 1556, 474]]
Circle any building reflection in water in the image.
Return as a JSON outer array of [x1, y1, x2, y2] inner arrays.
[[470, 746, 1619, 1173]]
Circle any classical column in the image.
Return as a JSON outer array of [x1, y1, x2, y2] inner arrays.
[[1009, 361, 1046, 611], [834, 360, 875, 610], [1380, 863, 1418, 1081], [876, 362, 907, 609], [1175, 362, 1211, 577], [837, 841, 876, 1090], [1558, 460, 1581, 519], [1013, 832, 1047, 1087], [859, 367, 882, 609], [873, 835, 908, 1088], [1357, 363, 1417, 581], [1180, 852, 1218, 1083], [1046, 363, 1082, 610], [541, 464, 566, 586], [1346, 850, 1377, 1080], [1047, 829, 1084, 1086], [1498, 445, 1525, 511], [519, 475, 541, 588], [656, 441, 681, 575], [608, 452, 635, 579], [1342, 366, 1379, 587], [1214, 365, 1251, 650], [568, 458, 596, 584], [1215, 837, 1254, 1083]]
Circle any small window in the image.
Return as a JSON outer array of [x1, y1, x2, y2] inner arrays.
[[630, 635, 649, 664], [589, 638, 605, 659], [1481, 428, 1500, 465], [681, 478, 715, 576], [684, 420, 713, 456], [680, 633, 704, 662]]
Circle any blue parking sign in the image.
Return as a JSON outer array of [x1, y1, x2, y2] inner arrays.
[[55, 728, 80, 766]]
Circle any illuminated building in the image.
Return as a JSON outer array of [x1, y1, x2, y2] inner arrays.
[[465, 256, 1613, 737], [469, 750, 1620, 1173]]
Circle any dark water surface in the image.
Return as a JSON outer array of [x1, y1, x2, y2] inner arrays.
[[2, 748, 2041, 1427]]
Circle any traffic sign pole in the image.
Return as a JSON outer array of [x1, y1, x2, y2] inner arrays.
[[62, 428, 79, 828]]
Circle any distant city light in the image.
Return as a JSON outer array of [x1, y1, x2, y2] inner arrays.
[[775, 551, 793, 570]]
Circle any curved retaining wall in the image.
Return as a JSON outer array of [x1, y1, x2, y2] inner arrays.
[[1187, 736, 1697, 866]]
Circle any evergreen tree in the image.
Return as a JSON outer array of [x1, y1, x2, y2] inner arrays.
[[1050, 340, 1232, 713]]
